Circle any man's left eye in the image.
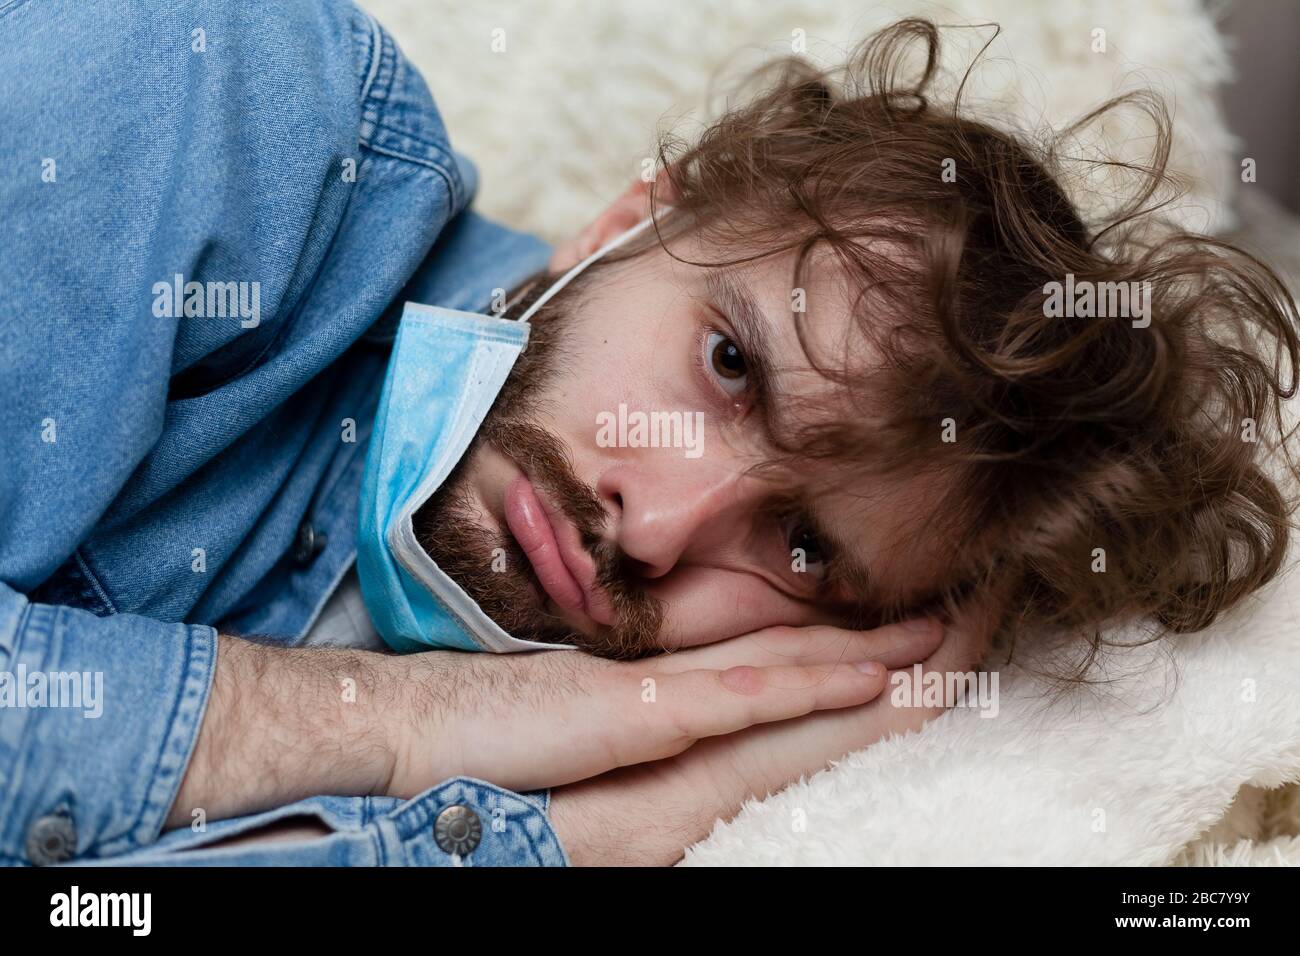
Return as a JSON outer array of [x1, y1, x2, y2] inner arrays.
[[705, 331, 748, 396], [787, 519, 827, 575]]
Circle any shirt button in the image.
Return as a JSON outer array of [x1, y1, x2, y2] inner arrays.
[[434, 804, 482, 856], [292, 520, 328, 566], [27, 814, 76, 865]]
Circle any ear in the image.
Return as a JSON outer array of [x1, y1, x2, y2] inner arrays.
[[547, 175, 676, 273]]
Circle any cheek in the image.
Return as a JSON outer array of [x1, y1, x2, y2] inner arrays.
[[551, 289, 698, 405], [648, 567, 828, 648], [530, 322, 686, 455]]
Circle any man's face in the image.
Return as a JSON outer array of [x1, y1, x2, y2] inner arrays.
[[419, 229, 948, 658]]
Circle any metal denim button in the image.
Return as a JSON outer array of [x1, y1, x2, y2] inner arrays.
[[27, 814, 76, 865], [434, 804, 482, 856], [292, 520, 327, 566]]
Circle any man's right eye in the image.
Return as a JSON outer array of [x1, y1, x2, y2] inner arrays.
[[786, 517, 828, 579], [705, 330, 749, 396]]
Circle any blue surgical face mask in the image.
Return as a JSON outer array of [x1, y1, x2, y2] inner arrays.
[[357, 214, 659, 653]]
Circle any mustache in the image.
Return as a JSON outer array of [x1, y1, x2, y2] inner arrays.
[[481, 415, 666, 659], [482, 416, 607, 541]]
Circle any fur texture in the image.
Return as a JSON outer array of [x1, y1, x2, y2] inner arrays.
[[362, 0, 1237, 240]]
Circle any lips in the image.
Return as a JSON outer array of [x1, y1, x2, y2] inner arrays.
[[503, 474, 617, 627]]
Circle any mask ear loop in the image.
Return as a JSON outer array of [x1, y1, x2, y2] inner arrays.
[[517, 208, 672, 326]]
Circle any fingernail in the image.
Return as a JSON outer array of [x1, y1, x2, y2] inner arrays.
[[902, 617, 938, 633], [854, 661, 883, 676]]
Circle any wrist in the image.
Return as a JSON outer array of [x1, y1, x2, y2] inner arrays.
[[344, 650, 403, 799], [379, 652, 460, 798], [549, 768, 698, 867]]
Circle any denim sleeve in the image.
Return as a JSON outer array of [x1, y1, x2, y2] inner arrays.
[[84, 781, 569, 867], [0, 0, 389, 591], [0, 1, 563, 867], [0, 584, 568, 867], [0, 581, 215, 864]]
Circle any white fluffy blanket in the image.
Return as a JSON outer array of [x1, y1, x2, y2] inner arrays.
[[361, 0, 1300, 864], [686, 584, 1300, 865]]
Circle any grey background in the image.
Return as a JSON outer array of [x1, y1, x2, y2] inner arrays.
[[1221, 0, 1300, 214]]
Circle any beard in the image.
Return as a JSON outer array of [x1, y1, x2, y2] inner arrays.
[[412, 271, 666, 659]]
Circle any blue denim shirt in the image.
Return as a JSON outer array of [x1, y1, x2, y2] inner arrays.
[[0, 0, 564, 866]]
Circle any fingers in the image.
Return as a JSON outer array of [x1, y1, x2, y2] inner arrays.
[[864, 622, 986, 724], [684, 626, 985, 798], [918, 617, 985, 675], [549, 622, 982, 793], [647, 619, 946, 675], [754, 622, 988, 772], [862, 620, 947, 668], [629, 660, 890, 753]]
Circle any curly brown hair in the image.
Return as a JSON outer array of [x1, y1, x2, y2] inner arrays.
[[619, 19, 1300, 675]]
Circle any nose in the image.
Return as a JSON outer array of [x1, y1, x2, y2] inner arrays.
[[596, 461, 750, 579]]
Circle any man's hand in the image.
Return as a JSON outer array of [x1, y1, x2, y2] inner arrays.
[[547, 619, 980, 865], [384, 618, 943, 796], [167, 620, 942, 830]]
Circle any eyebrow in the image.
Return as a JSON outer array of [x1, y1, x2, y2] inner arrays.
[[702, 268, 876, 608]]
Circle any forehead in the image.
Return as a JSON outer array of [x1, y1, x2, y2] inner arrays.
[[671, 239, 880, 420], [712, 244, 867, 386]]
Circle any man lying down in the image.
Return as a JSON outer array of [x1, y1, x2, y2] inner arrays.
[[1, 2, 1296, 867]]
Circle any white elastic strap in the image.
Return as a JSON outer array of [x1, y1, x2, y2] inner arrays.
[[517, 211, 665, 325]]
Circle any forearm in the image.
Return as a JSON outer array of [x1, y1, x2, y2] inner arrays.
[[166, 636, 398, 830]]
